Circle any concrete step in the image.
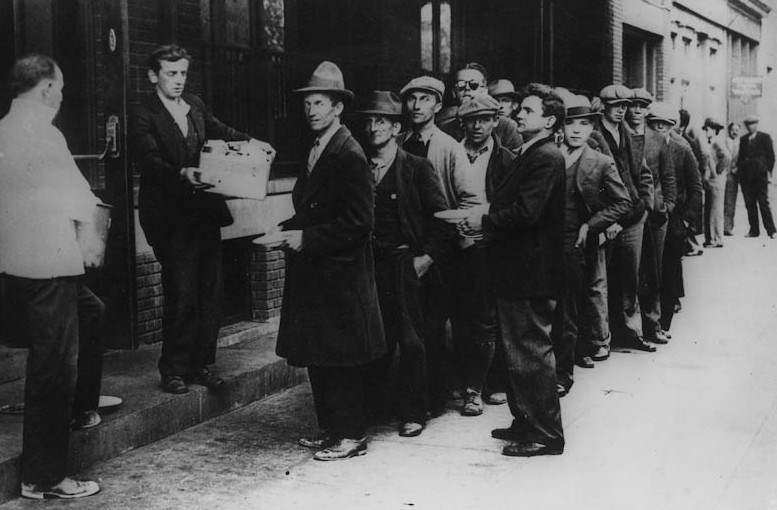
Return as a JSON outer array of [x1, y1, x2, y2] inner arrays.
[[0, 323, 304, 504], [0, 348, 25, 386]]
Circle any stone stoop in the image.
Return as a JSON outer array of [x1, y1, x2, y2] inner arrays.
[[0, 322, 304, 505]]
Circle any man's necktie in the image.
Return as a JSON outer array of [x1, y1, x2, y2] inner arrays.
[[307, 139, 320, 174]]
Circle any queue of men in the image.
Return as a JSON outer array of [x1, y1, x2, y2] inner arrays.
[[2, 45, 774, 499]]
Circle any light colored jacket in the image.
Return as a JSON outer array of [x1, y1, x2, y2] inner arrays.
[[0, 98, 99, 278]]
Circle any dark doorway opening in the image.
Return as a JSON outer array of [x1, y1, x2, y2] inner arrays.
[[221, 238, 252, 326]]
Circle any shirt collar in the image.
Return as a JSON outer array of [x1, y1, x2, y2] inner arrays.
[[412, 124, 436, 144], [157, 91, 191, 116], [518, 133, 546, 155], [563, 144, 585, 168], [462, 136, 493, 162], [314, 120, 341, 152], [370, 143, 398, 170]]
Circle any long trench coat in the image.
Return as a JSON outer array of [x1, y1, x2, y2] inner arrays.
[[276, 125, 386, 367]]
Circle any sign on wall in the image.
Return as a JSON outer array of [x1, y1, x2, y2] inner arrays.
[[731, 76, 763, 99]]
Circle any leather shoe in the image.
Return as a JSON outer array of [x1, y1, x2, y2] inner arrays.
[[661, 329, 672, 339], [770, 233, 776, 239], [484, 392, 507, 405], [299, 431, 334, 449], [591, 346, 610, 361], [161, 376, 189, 394], [629, 337, 657, 352], [399, 421, 425, 437], [462, 389, 484, 416], [502, 441, 564, 457], [188, 368, 226, 389], [556, 383, 568, 398], [491, 422, 525, 441], [746, 232, 760, 238], [647, 330, 669, 345], [313, 437, 367, 461], [576, 356, 595, 368]]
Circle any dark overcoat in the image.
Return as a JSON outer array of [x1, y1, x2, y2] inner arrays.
[[276, 125, 386, 367], [129, 93, 250, 248], [482, 135, 566, 300], [738, 131, 775, 181], [667, 132, 703, 236], [574, 145, 633, 234]]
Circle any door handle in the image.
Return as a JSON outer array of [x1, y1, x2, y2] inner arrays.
[[74, 115, 120, 161]]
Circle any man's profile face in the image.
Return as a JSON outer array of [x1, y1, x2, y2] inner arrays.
[[454, 68, 487, 103], [604, 102, 627, 124], [516, 95, 550, 137], [404, 91, 441, 127], [563, 117, 593, 149], [149, 59, 189, 100], [363, 115, 399, 148], [627, 103, 648, 126], [303, 93, 342, 134], [496, 97, 515, 118], [463, 114, 496, 146]]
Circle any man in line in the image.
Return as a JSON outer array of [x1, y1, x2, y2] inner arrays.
[[488, 79, 520, 121], [400, 75, 475, 414], [454, 95, 516, 415], [701, 118, 730, 248], [552, 95, 631, 397], [724, 122, 741, 236], [677, 110, 705, 256], [130, 44, 275, 394], [438, 63, 523, 151], [357, 90, 451, 437], [651, 103, 702, 333], [276, 62, 386, 461], [595, 85, 656, 354], [625, 88, 676, 346], [463, 83, 566, 457], [738, 115, 776, 238], [0, 54, 101, 499]]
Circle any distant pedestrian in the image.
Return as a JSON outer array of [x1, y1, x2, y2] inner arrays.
[[738, 115, 776, 238], [700, 118, 729, 247], [276, 62, 386, 461], [723, 122, 741, 236], [0, 54, 101, 499]]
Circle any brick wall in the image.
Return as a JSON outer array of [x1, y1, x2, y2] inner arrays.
[[135, 252, 164, 344], [248, 245, 286, 322], [610, 0, 624, 85]]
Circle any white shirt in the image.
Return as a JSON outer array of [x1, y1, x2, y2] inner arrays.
[[0, 98, 100, 278], [307, 121, 340, 173], [370, 144, 398, 185], [460, 137, 493, 206], [157, 91, 191, 136]]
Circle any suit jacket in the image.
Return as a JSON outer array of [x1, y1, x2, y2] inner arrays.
[[738, 131, 775, 180], [276, 125, 386, 367], [389, 147, 453, 263], [438, 115, 524, 152], [573, 145, 632, 234], [485, 134, 518, 202], [707, 139, 731, 188], [628, 127, 676, 219], [129, 93, 250, 248], [668, 132, 703, 236], [726, 136, 740, 174], [482, 135, 565, 299], [400, 126, 477, 209], [595, 121, 655, 227]]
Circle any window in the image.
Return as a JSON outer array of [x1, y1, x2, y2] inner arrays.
[[421, 1, 451, 74], [623, 26, 660, 94]]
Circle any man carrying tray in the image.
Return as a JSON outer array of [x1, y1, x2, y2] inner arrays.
[[130, 44, 275, 395]]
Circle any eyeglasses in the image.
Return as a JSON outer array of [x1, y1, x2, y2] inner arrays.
[[455, 80, 483, 92]]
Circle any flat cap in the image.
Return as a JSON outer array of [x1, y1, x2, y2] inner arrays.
[[457, 95, 501, 119], [646, 102, 678, 125], [744, 115, 760, 125], [599, 84, 632, 104], [488, 79, 520, 99], [703, 117, 724, 131], [400, 76, 445, 101], [565, 94, 601, 119], [630, 87, 654, 106]]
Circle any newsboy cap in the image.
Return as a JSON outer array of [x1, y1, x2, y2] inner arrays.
[[744, 115, 760, 125], [356, 90, 403, 118], [294, 61, 354, 101], [599, 84, 632, 105], [487, 79, 520, 100], [565, 94, 601, 119], [457, 95, 501, 119], [400, 76, 445, 102], [630, 88, 654, 106], [646, 102, 678, 125]]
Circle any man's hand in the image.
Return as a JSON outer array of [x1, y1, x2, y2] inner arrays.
[[575, 223, 590, 249], [181, 167, 213, 190], [413, 254, 433, 279], [605, 223, 623, 241], [283, 230, 304, 252]]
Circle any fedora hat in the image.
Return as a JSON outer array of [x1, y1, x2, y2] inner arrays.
[[294, 61, 354, 101], [565, 94, 601, 119], [488, 79, 520, 100], [356, 90, 403, 118]]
